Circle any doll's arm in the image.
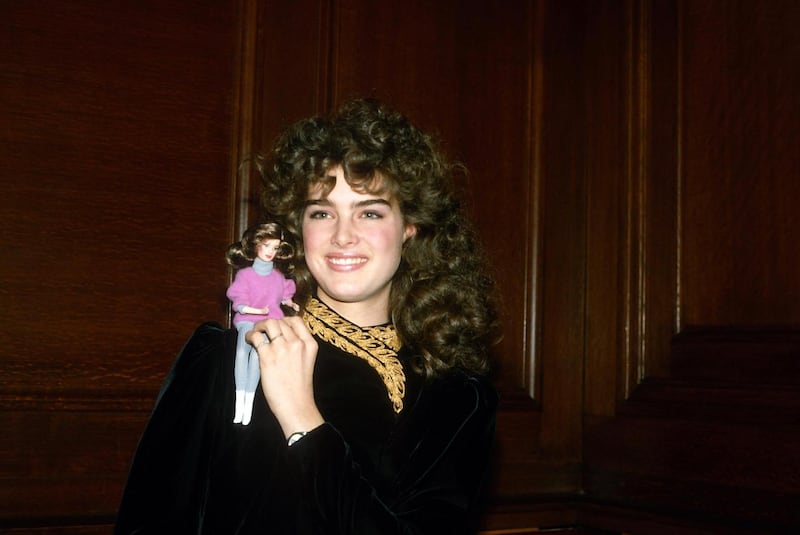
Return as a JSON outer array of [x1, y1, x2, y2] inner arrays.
[[281, 299, 300, 312], [281, 279, 299, 311], [238, 304, 270, 315]]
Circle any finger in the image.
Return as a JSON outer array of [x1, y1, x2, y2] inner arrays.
[[246, 318, 278, 346], [253, 333, 270, 349], [262, 318, 287, 343], [265, 319, 301, 347], [281, 316, 315, 344]]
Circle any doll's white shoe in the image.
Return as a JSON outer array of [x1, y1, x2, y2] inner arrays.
[[241, 392, 256, 425], [233, 390, 245, 424]]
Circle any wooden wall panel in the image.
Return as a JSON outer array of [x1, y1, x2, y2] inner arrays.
[[249, 0, 333, 230], [584, 1, 800, 532], [584, 0, 630, 417], [680, 0, 800, 327], [0, 0, 243, 529], [6, 0, 798, 532]]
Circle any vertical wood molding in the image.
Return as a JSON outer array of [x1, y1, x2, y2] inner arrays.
[[230, 0, 262, 243], [643, 0, 679, 380], [674, 0, 684, 335], [621, 0, 680, 394], [584, 0, 680, 413], [532, 0, 585, 468], [524, 0, 545, 403], [627, 0, 651, 395]]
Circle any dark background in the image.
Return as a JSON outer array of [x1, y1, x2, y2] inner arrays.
[[1, 1, 798, 532]]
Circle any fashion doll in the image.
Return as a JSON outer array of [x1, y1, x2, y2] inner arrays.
[[225, 223, 297, 425]]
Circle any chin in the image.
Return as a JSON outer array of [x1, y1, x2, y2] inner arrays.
[[324, 291, 368, 304], [319, 285, 387, 306]]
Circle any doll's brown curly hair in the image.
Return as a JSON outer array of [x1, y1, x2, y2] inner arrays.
[[225, 222, 294, 274], [256, 99, 498, 377]]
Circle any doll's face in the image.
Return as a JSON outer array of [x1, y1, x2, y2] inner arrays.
[[256, 239, 281, 263]]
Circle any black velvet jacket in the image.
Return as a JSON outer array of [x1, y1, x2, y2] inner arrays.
[[115, 299, 497, 534]]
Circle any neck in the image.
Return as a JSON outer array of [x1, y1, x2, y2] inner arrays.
[[253, 258, 274, 275], [315, 293, 391, 327]]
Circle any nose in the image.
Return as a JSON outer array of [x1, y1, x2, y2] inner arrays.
[[332, 218, 357, 247]]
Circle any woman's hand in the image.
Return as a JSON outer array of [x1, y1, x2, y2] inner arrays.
[[246, 316, 324, 439]]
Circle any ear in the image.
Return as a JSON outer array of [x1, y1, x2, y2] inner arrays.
[[403, 224, 417, 242]]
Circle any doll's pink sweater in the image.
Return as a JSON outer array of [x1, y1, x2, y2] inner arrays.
[[226, 267, 296, 324]]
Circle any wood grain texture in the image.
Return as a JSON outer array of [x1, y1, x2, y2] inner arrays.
[[582, 1, 800, 532], [0, 0, 242, 527], [4, 0, 800, 532], [0, 0, 238, 401], [679, 0, 800, 327]]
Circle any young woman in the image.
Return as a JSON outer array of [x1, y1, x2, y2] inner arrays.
[[115, 99, 499, 534], [225, 222, 297, 426]]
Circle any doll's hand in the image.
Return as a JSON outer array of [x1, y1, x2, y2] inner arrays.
[[260, 306, 270, 315], [247, 317, 323, 438]]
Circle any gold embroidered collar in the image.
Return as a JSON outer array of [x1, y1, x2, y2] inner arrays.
[[302, 296, 406, 413]]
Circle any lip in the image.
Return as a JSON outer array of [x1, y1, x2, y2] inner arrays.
[[325, 254, 368, 271]]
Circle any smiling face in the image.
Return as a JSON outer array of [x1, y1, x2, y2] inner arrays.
[[256, 238, 281, 263], [302, 166, 416, 326]]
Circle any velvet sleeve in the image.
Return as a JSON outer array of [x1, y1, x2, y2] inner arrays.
[[114, 323, 229, 535], [288, 372, 497, 534]]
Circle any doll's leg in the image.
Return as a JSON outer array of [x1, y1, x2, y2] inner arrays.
[[241, 344, 262, 426], [233, 322, 254, 424]]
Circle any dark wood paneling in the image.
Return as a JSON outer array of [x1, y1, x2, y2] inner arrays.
[[680, 0, 800, 327], [0, 0, 243, 528], [583, 0, 800, 532], [0, 0, 239, 404], [585, 410, 800, 530], [584, 0, 629, 417], [233, 0, 333, 230], [0, 411, 148, 523], [671, 328, 800, 386], [259, 0, 332, 127], [5, 0, 799, 532]]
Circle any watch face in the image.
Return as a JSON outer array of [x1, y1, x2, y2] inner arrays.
[[287, 431, 308, 446]]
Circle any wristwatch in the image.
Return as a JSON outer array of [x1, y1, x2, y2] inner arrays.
[[287, 431, 309, 447]]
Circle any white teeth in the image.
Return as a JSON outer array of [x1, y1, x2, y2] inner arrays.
[[328, 257, 366, 266]]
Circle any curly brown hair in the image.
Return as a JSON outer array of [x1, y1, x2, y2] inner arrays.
[[256, 99, 498, 377]]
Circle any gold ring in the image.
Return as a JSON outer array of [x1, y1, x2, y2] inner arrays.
[[255, 335, 270, 349], [270, 332, 284, 341]]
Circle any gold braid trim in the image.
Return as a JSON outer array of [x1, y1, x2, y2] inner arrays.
[[303, 297, 405, 413]]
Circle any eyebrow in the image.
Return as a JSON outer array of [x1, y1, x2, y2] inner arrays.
[[304, 198, 392, 209]]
